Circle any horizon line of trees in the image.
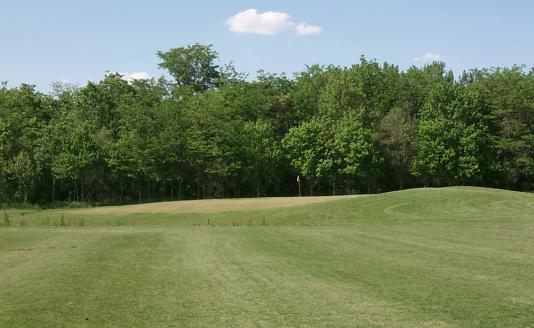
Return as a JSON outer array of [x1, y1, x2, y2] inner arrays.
[[1, 44, 533, 205]]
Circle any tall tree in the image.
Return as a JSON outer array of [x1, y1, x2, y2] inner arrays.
[[283, 117, 338, 195], [240, 119, 281, 196], [334, 111, 383, 193], [378, 105, 417, 189], [411, 83, 491, 185], [157, 44, 220, 92]]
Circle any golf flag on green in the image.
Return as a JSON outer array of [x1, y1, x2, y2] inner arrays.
[[296, 175, 300, 182]]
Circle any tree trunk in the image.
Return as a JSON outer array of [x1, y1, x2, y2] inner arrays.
[[120, 178, 124, 202], [332, 181, 336, 196], [52, 177, 55, 203], [73, 180, 78, 202]]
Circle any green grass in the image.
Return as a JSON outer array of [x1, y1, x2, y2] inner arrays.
[[1, 187, 533, 327]]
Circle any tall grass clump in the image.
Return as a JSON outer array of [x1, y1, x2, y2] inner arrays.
[[3, 211, 10, 226]]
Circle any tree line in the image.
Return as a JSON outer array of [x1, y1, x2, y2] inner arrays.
[[1, 44, 533, 204]]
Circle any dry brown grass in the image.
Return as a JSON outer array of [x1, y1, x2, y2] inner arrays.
[[68, 195, 360, 215]]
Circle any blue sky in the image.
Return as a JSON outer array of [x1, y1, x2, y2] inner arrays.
[[1, 0, 533, 92]]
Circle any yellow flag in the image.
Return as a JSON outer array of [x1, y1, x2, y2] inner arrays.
[[296, 175, 300, 182]]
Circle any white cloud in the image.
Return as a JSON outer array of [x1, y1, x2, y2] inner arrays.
[[413, 52, 443, 63], [226, 9, 294, 35], [296, 23, 321, 36], [226, 9, 321, 36], [119, 72, 151, 83]]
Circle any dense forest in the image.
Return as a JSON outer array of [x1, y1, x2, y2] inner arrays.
[[1, 44, 533, 205]]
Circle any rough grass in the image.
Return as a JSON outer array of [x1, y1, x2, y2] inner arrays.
[[0, 187, 533, 327]]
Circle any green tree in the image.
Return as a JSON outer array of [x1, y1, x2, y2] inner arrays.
[[157, 44, 220, 92], [51, 106, 99, 202], [151, 99, 189, 200], [411, 83, 491, 185], [378, 106, 417, 189], [283, 117, 338, 195], [240, 120, 280, 196], [0, 84, 52, 203], [6, 151, 35, 203], [334, 111, 383, 193], [185, 90, 241, 198], [463, 66, 534, 189]]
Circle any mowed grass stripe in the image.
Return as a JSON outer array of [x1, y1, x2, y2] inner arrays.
[[1, 227, 455, 327], [243, 226, 534, 326], [158, 227, 452, 327], [0, 228, 404, 327], [0, 229, 166, 327]]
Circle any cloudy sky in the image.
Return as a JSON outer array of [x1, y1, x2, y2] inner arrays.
[[1, 0, 533, 91]]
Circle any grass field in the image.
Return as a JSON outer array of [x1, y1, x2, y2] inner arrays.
[[1, 187, 533, 327]]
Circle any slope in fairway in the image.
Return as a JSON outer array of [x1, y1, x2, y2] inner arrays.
[[68, 195, 359, 215], [1, 187, 534, 327]]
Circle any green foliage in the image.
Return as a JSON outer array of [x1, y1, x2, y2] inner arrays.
[[463, 66, 534, 189], [283, 117, 337, 183], [0, 45, 532, 203], [157, 43, 220, 92], [240, 119, 281, 196], [378, 105, 417, 189], [334, 111, 383, 190], [411, 83, 491, 185]]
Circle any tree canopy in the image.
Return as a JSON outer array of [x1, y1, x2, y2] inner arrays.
[[0, 46, 533, 204]]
